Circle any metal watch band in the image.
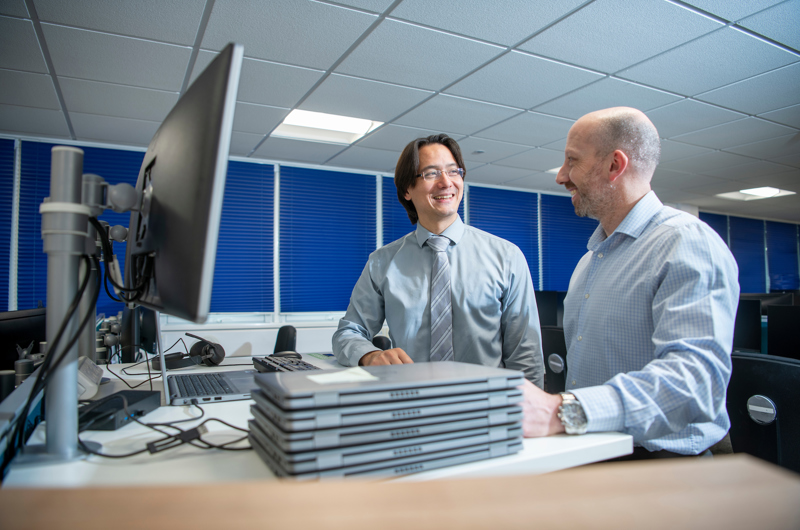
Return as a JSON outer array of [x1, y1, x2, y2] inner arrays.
[[558, 392, 588, 435]]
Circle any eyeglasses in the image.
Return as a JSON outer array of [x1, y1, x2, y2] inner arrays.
[[416, 167, 465, 182]]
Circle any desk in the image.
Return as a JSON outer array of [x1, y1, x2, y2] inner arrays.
[[3, 355, 632, 488], [2, 455, 798, 529]]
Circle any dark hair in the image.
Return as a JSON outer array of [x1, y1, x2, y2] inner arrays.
[[394, 134, 466, 224]]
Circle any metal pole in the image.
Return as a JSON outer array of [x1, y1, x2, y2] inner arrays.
[[41, 146, 90, 460]]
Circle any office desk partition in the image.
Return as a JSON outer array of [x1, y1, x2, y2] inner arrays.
[[3, 356, 632, 488]]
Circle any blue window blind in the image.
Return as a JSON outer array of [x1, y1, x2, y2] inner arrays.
[[211, 161, 274, 312], [699, 212, 728, 246], [468, 186, 539, 288], [540, 194, 598, 291], [382, 176, 415, 246], [0, 140, 13, 310], [280, 166, 376, 312], [766, 221, 799, 291], [19, 142, 144, 315], [729, 216, 766, 293]]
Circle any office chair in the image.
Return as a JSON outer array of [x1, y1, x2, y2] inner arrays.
[[726, 352, 800, 474], [541, 326, 567, 394]]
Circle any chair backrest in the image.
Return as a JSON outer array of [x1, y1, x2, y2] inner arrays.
[[727, 352, 800, 473], [541, 326, 567, 394]]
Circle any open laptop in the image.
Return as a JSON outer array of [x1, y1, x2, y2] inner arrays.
[[166, 369, 257, 406], [255, 362, 524, 410]]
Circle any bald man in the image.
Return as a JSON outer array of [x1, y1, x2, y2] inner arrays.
[[522, 107, 739, 459]]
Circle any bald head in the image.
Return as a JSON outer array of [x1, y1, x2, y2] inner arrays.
[[577, 107, 661, 178]]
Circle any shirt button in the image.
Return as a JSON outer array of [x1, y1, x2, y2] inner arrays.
[[597, 253, 604, 259], [584, 293, 589, 299], [572, 380, 577, 386], [577, 336, 582, 341]]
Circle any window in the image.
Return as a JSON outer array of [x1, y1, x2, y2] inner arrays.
[[699, 212, 728, 246], [382, 176, 415, 246], [0, 139, 13, 310], [280, 166, 376, 312], [468, 186, 539, 288], [766, 221, 799, 291], [729, 216, 766, 293], [540, 194, 598, 290]]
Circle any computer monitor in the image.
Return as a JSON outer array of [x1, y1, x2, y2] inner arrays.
[[733, 299, 762, 353], [124, 42, 243, 324], [534, 291, 558, 327], [0, 308, 47, 371], [767, 305, 800, 361], [739, 293, 794, 316]]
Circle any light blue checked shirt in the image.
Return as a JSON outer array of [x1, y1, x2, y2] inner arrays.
[[333, 216, 544, 386], [566, 192, 739, 454]]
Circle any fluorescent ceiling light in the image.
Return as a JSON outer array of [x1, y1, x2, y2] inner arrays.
[[716, 187, 796, 201], [272, 109, 383, 145], [546, 166, 562, 174]]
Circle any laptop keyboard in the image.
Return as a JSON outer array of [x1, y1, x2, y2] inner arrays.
[[253, 356, 321, 373], [175, 372, 236, 397]]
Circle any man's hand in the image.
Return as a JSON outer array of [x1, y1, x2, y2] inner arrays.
[[520, 379, 566, 438], [359, 348, 414, 366]]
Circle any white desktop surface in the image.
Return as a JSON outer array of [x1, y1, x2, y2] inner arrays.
[[3, 355, 632, 488]]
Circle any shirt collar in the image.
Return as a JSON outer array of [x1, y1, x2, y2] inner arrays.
[[415, 215, 465, 247], [587, 191, 662, 250]]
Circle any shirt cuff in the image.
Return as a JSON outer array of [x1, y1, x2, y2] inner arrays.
[[571, 385, 625, 433], [345, 341, 381, 367]]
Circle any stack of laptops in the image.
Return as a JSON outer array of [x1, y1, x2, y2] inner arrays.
[[248, 361, 525, 480]]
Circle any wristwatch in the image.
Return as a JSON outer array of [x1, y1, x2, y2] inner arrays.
[[558, 392, 588, 435]]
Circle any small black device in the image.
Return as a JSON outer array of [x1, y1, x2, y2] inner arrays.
[[78, 390, 160, 431], [273, 325, 298, 357], [253, 356, 321, 373]]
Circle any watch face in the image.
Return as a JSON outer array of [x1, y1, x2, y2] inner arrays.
[[559, 400, 588, 435]]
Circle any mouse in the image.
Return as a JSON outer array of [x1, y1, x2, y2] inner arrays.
[[270, 350, 301, 359]]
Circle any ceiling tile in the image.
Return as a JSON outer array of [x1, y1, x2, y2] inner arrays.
[[60, 78, 178, 122], [759, 104, 800, 129], [232, 102, 289, 135], [738, 0, 800, 50], [326, 145, 396, 173], [335, 19, 503, 91], [504, 172, 566, 193], [328, 0, 395, 13], [680, 178, 743, 195], [703, 160, 796, 179], [651, 168, 718, 190], [671, 117, 796, 150], [646, 99, 745, 139], [654, 189, 709, 205], [70, 112, 160, 146], [542, 137, 567, 151], [300, 74, 433, 122], [659, 139, 713, 162], [191, 53, 323, 108], [743, 169, 800, 191], [457, 137, 531, 164], [519, 0, 722, 73], [0, 16, 47, 73], [659, 150, 757, 173], [494, 147, 564, 171], [473, 111, 574, 147], [0, 0, 27, 17], [678, 0, 786, 21], [33, 0, 206, 45], [445, 51, 602, 109], [726, 132, 800, 160], [390, 0, 587, 46], [773, 152, 800, 168], [533, 77, 681, 120], [394, 94, 520, 135], [466, 165, 536, 186], [617, 27, 799, 96], [42, 24, 190, 90], [229, 131, 265, 157], [355, 124, 454, 151], [253, 137, 346, 164], [0, 103, 69, 137], [203, 0, 377, 69], [0, 69, 59, 109], [695, 63, 800, 116]]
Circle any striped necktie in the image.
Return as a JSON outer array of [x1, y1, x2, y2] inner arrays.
[[427, 235, 454, 362]]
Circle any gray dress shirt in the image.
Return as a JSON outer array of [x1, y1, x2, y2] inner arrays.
[[332, 216, 544, 386]]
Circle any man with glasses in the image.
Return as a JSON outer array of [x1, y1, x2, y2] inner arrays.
[[333, 134, 544, 387]]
